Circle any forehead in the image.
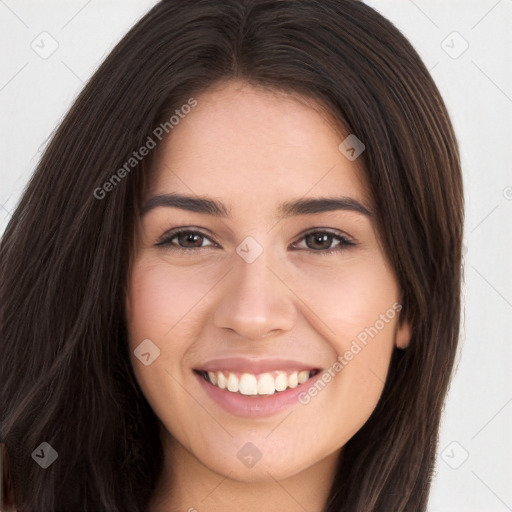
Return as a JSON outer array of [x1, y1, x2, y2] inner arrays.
[[146, 80, 371, 214]]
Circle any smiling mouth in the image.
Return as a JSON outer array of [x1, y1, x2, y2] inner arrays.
[[194, 369, 320, 396]]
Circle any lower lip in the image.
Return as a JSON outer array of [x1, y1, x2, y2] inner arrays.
[[194, 371, 322, 418]]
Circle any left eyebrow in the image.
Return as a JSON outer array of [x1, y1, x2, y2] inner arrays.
[[141, 193, 373, 219], [277, 196, 373, 219]]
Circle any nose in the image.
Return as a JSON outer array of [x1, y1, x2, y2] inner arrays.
[[213, 244, 297, 340]]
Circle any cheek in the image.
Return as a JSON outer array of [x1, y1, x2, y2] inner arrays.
[[125, 257, 228, 414], [289, 257, 399, 419], [124, 260, 206, 394], [124, 259, 211, 435], [287, 254, 400, 340], [126, 258, 216, 346]]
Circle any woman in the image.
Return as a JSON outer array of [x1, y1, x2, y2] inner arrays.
[[0, 0, 464, 511]]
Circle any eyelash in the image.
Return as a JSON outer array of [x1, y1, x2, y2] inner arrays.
[[155, 227, 357, 255]]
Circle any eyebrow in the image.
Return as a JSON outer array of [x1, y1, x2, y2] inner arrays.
[[141, 192, 373, 219]]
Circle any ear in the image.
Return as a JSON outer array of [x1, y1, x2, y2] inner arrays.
[[395, 317, 411, 349]]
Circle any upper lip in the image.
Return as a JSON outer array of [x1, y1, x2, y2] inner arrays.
[[196, 357, 320, 374]]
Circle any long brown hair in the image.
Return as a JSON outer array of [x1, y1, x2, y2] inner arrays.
[[0, 1, 464, 510]]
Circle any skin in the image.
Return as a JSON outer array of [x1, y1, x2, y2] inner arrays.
[[125, 79, 411, 512]]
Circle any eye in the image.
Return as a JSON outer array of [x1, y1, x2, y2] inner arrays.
[[291, 229, 356, 255], [155, 228, 218, 253]]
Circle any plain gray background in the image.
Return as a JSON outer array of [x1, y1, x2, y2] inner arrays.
[[1, 1, 511, 510]]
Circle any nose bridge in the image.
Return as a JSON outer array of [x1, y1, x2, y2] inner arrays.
[[212, 236, 296, 339]]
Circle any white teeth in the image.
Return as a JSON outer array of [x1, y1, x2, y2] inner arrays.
[[227, 373, 239, 392], [298, 370, 309, 384], [275, 371, 288, 391], [217, 372, 227, 389], [257, 373, 275, 395], [203, 369, 315, 395], [288, 371, 298, 388], [239, 373, 258, 395]]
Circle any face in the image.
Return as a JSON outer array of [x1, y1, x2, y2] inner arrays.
[[125, 79, 410, 484]]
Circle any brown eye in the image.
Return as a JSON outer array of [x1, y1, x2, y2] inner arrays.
[[175, 232, 206, 248], [305, 232, 335, 250], [156, 229, 217, 251], [292, 230, 356, 255]]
